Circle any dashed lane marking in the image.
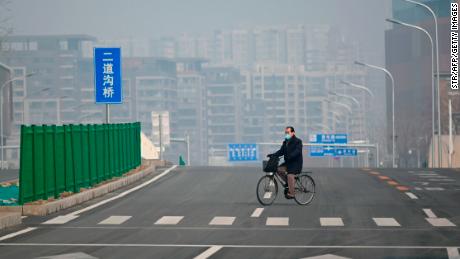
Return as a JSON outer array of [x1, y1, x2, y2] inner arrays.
[[0, 227, 37, 241], [154, 216, 184, 225], [320, 217, 344, 227], [98, 216, 132, 225], [425, 187, 445, 191], [405, 192, 418, 199], [263, 192, 272, 199], [447, 247, 460, 259], [209, 217, 235, 226], [426, 218, 456, 227], [423, 209, 437, 218], [194, 245, 223, 259], [372, 218, 401, 227], [266, 217, 289, 226], [250, 208, 264, 218], [42, 215, 79, 225]]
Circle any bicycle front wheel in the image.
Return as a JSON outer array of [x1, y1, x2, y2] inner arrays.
[[256, 175, 278, 206], [294, 174, 315, 205]]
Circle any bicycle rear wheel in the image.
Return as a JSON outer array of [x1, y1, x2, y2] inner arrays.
[[256, 175, 278, 206], [294, 174, 315, 205]]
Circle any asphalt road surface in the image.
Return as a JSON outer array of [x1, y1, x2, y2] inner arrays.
[[0, 166, 459, 259]]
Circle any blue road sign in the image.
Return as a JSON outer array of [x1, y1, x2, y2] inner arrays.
[[94, 47, 122, 104], [309, 146, 324, 157], [309, 146, 338, 157], [335, 148, 358, 156], [228, 144, 258, 162], [309, 133, 348, 144]]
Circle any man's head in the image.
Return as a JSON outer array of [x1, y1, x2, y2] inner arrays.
[[284, 126, 295, 140]]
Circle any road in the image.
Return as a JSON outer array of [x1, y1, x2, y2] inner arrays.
[[0, 166, 459, 258]]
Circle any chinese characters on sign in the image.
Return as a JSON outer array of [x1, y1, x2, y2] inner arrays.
[[228, 144, 258, 162], [94, 48, 122, 103]]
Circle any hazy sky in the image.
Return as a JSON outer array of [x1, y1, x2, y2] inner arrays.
[[10, 0, 391, 53]]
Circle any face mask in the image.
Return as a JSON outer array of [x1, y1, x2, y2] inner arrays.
[[285, 134, 291, 140]]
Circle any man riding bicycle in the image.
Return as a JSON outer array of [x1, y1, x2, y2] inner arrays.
[[267, 126, 303, 199]]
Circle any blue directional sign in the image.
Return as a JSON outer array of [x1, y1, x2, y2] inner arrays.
[[309, 146, 324, 157], [335, 148, 358, 156], [228, 144, 258, 162], [94, 47, 122, 104], [309, 133, 348, 144], [309, 146, 337, 157]]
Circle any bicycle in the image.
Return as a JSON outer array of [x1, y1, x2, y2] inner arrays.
[[256, 155, 316, 206]]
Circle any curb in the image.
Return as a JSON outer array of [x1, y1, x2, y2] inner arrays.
[[0, 212, 21, 230], [0, 161, 158, 216]]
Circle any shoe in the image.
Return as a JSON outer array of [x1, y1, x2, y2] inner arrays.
[[285, 193, 295, 199]]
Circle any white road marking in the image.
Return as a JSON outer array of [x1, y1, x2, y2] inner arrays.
[[263, 192, 272, 199], [98, 216, 132, 225], [194, 245, 223, 259], [209, 217, 235, 226], [154, 216, 184, 225], [250, 208, 264, 218], [428, 178, 455, 182], [426, 218, 456, 227], [21, 216, 27, 219], [320, 218, 344, 227], [414, 187, 423, 190], [300, 254, 351, 259], [423, 209, 437, 218], [418, 174, 440, 177], [42, 215, 79, 225], [1, 243, 459, 250], [269, 180, 275, 187], [68, 165, 178, 217], [0, 227, 37, 241], [425, 187, 445, 191], [372, 218, 400, 227], [447, 247, 460, 259], [266, 217, 289, 226], [405, 192, 418, 199]]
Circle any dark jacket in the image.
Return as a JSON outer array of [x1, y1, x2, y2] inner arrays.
[[273, 135, 303, 174]]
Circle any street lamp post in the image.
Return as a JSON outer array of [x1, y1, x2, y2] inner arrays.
[[386, 18, 436, 168], [354, 61, 396, 168], [403, 0, 441, 167], [340, 80, 374, 98], [0, 72, 35, 169]]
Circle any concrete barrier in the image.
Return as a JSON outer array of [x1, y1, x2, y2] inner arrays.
[[0, 162, 157, 216], [0, 212, 21, 230]]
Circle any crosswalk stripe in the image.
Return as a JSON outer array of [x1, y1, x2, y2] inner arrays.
[[266, 217, 289, 226], [209, 216, 235, 225], [42, 215, 79, 225], [423, 209, 437, 218], [154, 216, 184, 225], [426, 218, 456, 227], [320, 217, 344, 226], [263, 192, 272, 199], [98, 216, 132, 225], [251, 208, 264, 218], [425, 187, 445, 191], [405, 192, 418, 199], [372, 217, 401, 227], [193, 245, 223, 259], [447, 247, 460, 259]]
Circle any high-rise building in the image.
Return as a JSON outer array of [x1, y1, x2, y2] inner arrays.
[[203, 66, 242, 165], [385, 0, 453, 167], [175, 58, 208, 165]]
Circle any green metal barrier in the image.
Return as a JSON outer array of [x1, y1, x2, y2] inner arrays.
[[19, 122, 142, 204]]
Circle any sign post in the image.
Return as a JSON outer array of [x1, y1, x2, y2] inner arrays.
[[94, 47, 122, 123]]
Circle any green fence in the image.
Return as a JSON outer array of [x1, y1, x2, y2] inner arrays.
[[19, 122, 141, 204]]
